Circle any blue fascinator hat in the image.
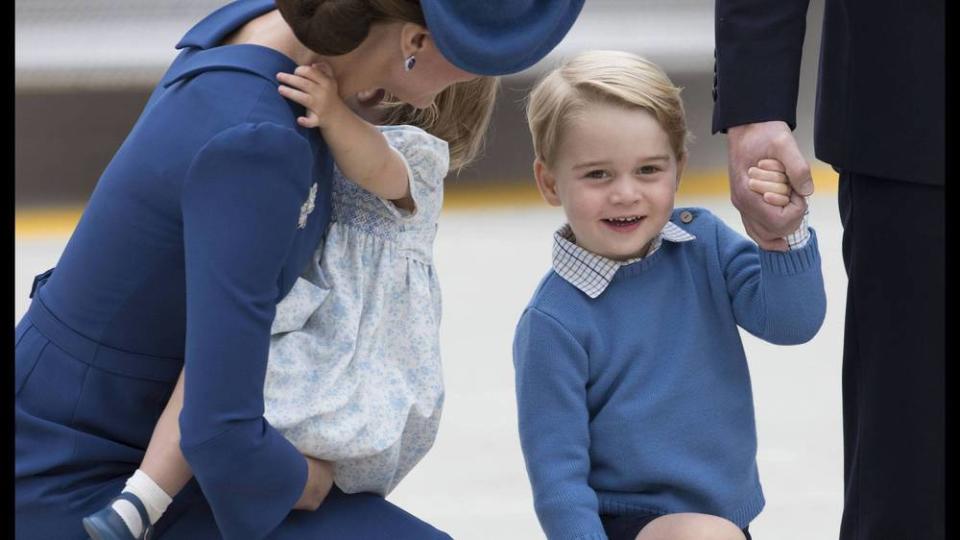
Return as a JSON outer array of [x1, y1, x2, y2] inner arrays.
[[420, 0, 585, 76]]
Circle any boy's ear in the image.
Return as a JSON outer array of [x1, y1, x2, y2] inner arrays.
[[675, 154, 687, 191], [534, 159, 562, 207]]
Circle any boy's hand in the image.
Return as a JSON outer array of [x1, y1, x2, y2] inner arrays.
[[747, 158, 793, 207], [277, 62, 348, 130]]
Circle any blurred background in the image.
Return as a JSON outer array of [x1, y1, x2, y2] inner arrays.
[[15, 0, 830, 210], [16, 2, 844, 539]]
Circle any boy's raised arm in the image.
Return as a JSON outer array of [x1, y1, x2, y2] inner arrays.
[[713, 215, 826, 345]]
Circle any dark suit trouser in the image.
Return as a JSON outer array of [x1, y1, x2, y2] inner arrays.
[[837, 172, 944, 540]]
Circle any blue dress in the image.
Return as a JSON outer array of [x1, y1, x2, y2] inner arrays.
[[14, 1, 450, 539]]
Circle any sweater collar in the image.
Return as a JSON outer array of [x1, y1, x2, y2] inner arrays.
[[551, 221, 696, 298]]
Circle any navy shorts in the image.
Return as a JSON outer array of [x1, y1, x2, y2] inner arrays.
[[600, 512, 752, 540]]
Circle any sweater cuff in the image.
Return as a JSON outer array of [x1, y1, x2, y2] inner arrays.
[[759, 228, 820, 275]]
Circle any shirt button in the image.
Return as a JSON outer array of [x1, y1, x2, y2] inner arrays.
[[680, 210, 694, 224]]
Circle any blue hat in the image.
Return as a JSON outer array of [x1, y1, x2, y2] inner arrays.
[[420, 0, 585, 76]]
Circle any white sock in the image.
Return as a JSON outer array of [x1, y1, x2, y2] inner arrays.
[[110, 469, 173, 536]]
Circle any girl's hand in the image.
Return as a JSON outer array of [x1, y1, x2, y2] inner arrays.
[[277, 62, 347, 130], [292, 456, 334, 511], [747, 158, 793, 207]]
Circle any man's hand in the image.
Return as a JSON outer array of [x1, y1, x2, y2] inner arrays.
[[726, 121, 813, 251], [292, 456, 334, 511], [277, 62, 349, 131]]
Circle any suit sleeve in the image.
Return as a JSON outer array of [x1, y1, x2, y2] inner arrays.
[[513, 307, 606, 540], [712, 0, 811, 133], [178, 122, 315, 540], [713, 214, 826, 345]]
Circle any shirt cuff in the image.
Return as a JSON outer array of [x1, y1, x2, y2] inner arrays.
[[784, 210, 810, 251]]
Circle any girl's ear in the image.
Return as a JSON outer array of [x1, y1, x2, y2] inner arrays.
[[534, 159, 562, 207]]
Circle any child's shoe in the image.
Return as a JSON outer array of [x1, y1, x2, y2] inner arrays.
[[82, 492, 154, 540]]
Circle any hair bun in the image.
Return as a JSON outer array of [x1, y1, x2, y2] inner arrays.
[[277, 0, 374, 56]]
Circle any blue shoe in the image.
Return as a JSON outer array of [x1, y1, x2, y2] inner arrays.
[[82, 492, 154, 540]]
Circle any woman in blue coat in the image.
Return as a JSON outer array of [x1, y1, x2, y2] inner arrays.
[[14, 1, 584, 538]]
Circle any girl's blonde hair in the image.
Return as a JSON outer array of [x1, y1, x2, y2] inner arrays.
[[379, 76, 500, 173], [526, 50, 692, 166]]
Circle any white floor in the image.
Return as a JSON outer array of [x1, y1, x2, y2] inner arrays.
[[15, 193, 846, 539]]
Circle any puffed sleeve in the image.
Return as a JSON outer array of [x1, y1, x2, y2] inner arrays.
[[178, 122, 315, 540], [373, 125, 449, 225]]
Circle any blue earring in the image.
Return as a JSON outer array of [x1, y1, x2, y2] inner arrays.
[[404, 55, 417, 71]]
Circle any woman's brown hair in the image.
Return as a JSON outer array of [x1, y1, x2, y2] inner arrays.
[[379, 77, 500, 174], [278, 1, 497, 173], [275, 0, 425, 56]]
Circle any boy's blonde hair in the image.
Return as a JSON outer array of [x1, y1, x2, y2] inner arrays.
[[379, 76, 500, 173], [526, 50, 691, 166]]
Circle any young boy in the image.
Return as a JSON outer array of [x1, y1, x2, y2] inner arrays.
[[513, 50, 826, 540]]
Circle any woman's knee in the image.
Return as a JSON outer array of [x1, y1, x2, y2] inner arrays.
[[637, 512, 745, 540]]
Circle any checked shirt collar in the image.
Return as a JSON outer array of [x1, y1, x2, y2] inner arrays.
[[551, 221, 696, 299]]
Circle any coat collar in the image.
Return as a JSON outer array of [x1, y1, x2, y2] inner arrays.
[[176, 0, 276, 50], [162, 1, 295, 88]]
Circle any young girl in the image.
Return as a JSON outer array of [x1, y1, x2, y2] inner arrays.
[[514, 50, 825, 540], [82, 65, 498, 540]]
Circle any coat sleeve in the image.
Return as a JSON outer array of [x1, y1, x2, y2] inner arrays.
[[711, 0, 811, 133], [513, 307, 606, 540], [178, 122, 316, 540], [713, 214, 826, 345]]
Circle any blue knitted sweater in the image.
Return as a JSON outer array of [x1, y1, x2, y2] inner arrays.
[[513, 208, 826, 540]]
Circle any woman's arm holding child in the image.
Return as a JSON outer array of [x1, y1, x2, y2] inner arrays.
[[277, 64, 412, 207], [142, 369, 335, 512]]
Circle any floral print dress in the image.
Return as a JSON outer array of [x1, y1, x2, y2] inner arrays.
[[264, 125, 448, 496]]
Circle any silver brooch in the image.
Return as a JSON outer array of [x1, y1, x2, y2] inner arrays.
[[297, 182, 318, 230]]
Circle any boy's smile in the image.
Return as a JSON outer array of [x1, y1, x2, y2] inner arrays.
[[535, 102, 684, 261]]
